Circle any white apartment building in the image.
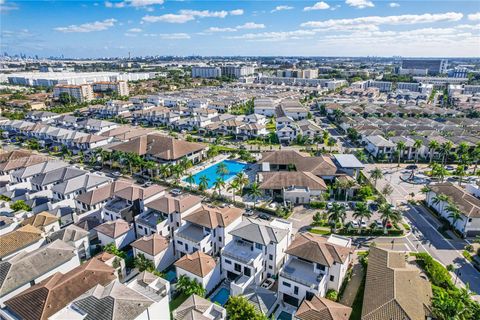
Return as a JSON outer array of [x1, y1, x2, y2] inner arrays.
[[93, 80, 129, 96], [53, 84, 94, 102], [278, 233, 352, 307], [221, 65, 255, 78], [221, 218, 292, 287], [191, 66, 222, 78]]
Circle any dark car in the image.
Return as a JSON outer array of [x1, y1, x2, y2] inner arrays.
[[258, 213, 271, 221], [369, 202, 379, 211], [405, 165, 418, 170]]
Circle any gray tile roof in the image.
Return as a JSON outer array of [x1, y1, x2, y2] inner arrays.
[[229, 218, 288, 245], [51, 173, 110, 195], [31, 167, 86, 187]]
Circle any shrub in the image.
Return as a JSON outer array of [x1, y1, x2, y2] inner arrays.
[[310, 201, 326, 209], [465, 244, 474, 252], [412, 253, 453, 289], [326, 289, 338, 301]]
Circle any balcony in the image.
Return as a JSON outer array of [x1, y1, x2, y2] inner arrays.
[[280, 258, 325, 289], [136, 210, 166, 229], [105, 198, 132, 215], [176, 224, 210, 243], [222, 240, 262, 265]]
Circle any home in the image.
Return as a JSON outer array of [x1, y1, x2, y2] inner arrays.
[[77, 118, 118, 134], [25, 111, 60, 123], [295, 294, 352, 320], [361, 247, 432, 320], [278, 233, 352, 307], [0, 240, 79, 307], [137, 191, 202, 238], [221, 218, 292, 287], [0, 224, 45, 261], [173, 294, 227, 320], [1, 257, 116, 320], [51, 173, 111, 207], [95, 219, 136, 249], [20, 211, 60, 235], [174, 251, 222, 294], [332, 154, 365, 179], [73, 134, 112, 151], [364, 135, 396, 159], [174, 205, 243, 257], [48, 224, 91, 260], [425, 182, 480, 237], [30, 166, 86, 196], [131, 233, 175, 272]]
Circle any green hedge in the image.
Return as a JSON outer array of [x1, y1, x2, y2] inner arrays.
[[411, 252, 453, 289]]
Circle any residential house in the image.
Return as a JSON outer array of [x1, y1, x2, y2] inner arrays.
[[0, 225, 45, 261], [278, 233, 352, 307], [30, 167, 86, 196], [172, 294, 226, 320], [77, 119, 118, 134], [221, 218, 292, 287], [95, 219, 136, 249], [295, 295, 352, 320], [361, 247, 432, 320], [48, 224, 91, 260], [20, 211, 60, 235], [50, 173, 111, 206], [131, 234, 175, 272], [175, 251, 221, 294], [174, 205, 243, 257], [0, 240, 79, 307], [25, 111, 60, 123], [332, 154, 365, 179], [364, 135, 396, 159], [426, 182, 480, 237]]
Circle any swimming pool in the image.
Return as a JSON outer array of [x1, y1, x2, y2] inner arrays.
[[210, 287, 230, 306], [163, 269, 176, 282], [185, 160, 247, 189], [277, 311, 292, 320]]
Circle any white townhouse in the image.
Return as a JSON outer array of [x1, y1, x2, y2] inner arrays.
[[95, 219, 136, 249], [221, 218, 292, 288], [364, 135, 396, 159], [174, 251, 222, 294], [174, 205, 243, 258], [131, 234, 176, 272], [278, 233, 352, 307]]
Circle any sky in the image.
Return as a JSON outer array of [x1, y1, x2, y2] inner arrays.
[[1, 0, 480, 58]]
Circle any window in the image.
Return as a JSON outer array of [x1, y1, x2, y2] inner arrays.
[[185, 244, 189, 251], [177, 240, 183, 245], [330, 275, 335, 282], [244, 268, 251, 277], [234, 263, 241, 272], [268, 265, 273, 270], [218, 236, 222, 242], [255, 243, 262, 250], [317, 264, 325, 271], [269, 254, 273, 261], [294, 286, 299, 295], [225, 259, 232, 265], [282, 281, 291, 288], [169, 215, 173, 222]]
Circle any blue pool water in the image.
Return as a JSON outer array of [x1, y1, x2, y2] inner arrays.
[[277, 311, 292, 320], [211, 288, 230, 306], [185, 160, 247, 189], [164, 270, 176, 282]]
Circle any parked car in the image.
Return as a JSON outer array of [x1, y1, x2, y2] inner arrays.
[[445, 165, 455, 171], [112, 171, 122, 177], [258, 213, 271, 221], [369, 202, 379, 211], [244, 209, 254, 217], [348, 202, 356, 209], [349, 221, 359, 228], [327, 202, 333, 210], [261, 278, 275, 290], [360, 220, 367, 228], [405, 165, 418, 170], [386, 220, 393, 229], [375, 220, 383, 229]]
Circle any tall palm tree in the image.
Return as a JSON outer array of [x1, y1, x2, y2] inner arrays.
[[227, 180, 240, 202], [216, 162, 230, 181], [198, 175, 210, 191], [327, 203, 346, 233], [379, 204, 402, 234], [432, 194, 450, 214], [159, 165, 171, 182], [454, 165, 466, 186], [471, 142, 480, 175], [232, 172, 249, 196], [396, 141, 406, 167], [186, 173, 195, 189], [439, 141, 454, 166], [247, 182, 262, 209], [353, 202, 371, 230], [179, 157, 193, 173], [428, 140, 440, 164], [445, 204, 462, 231], [369, 167, 383, 187], [213, 177, 225, 196], [144, 161, 157, 179], [413, 139, 423, 164]]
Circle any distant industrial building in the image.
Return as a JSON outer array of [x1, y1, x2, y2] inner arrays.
[[8, 72, 152, 87], [53, 84, 94, 102], [399, 59, 448, 75]]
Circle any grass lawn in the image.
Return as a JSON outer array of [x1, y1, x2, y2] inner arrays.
[[349, 275, 366, 320], [169, 293, 189, 315], [310, 228, 331, 235]]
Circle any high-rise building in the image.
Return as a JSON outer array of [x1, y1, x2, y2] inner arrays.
[[400, 59, 448, 75], [191, 66, 222, 78], [220, 65, 255, 78], [93, 80, 129, 96], [53, 84, 94, 102]]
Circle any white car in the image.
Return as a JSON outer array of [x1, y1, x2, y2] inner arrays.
[[360, 220, 368, 228], [349, 221, 359, 228], [327, 202, 333, 209], [375, 220, 383, 229], [261, 278, 275, 290]]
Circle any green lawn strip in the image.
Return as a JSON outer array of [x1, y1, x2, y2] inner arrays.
[[349, 274, 366, 320]]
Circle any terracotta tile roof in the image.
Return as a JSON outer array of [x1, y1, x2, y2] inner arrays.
[[95, 219, 131, 239], [131, 234, 169, 256], [173, 294, 216, 320], [4, 258, 116, 320], [183, 205, 243, 229], [259, 150, 337, 176], [259, 171, 327, 190], [429, 182, 480, 218], [174, 252, 216, 278], [0, 225, 43, 259], [361, 247, 433, 320], [114, 184, 165, 201], [285, 233, 351, 267], [145, 193, 202, 214], [296, 295, 352, 320], [110, 134, 205, 161], [20, 211, 58, 229]]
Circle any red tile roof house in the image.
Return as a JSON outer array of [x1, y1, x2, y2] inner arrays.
[[131, 234, 175, 272], [95, 219, 135, 250], [174, 251, 222, 294]]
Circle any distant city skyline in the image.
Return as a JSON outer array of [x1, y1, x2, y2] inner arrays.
[[1, 0, 480, 58]]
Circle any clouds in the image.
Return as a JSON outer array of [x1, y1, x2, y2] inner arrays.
[[105, 0, 164, 9], [226, 29, 316, 42], [271, 5, 293, 13], [142, 8, 243, 23], [346, 0, 374, 9], [204, 22, 265, 33], [158, 33, 190, 39], [54, 18, 117, 33], [0, 0, 18, 12], [301, 12, 464, 28], [127, 28, 142, 32], [389, 2, 400, 8], [304, 2, 330, 11], [237, 22, 265, 30], [468, 12, 480, 21]]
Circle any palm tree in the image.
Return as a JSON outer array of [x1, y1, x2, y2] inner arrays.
[[213, 177, 225, 196], [439, 141, 454, 166], [216, 162, 230, 181], [369, 167, 383, 187], [413, 139, 423, 164], [179, 157, 193, 173], [227, 180, 239, 202], [379, 204, 402, 234], [144, 161, 157, 179], [445, 204, 462, 231], [381, 184, 394, 201], [454, 165, 466, 186], [353, 202, 372, 230], [432, 194, 450, 213], [428, 140, 440, 164], [232, 172, 249, 195], [159, 165, 171, 182], [186, 173, 195, 189], [322, 130, 330, 144], [327, 203, 346, 233], [247, 182, 262, 209], [396, 141, 406, 167], [327, 137, 336, 152], [176, 275, 206, 297], [471, 142, 480, 175], [198, 175, 210, 191]]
